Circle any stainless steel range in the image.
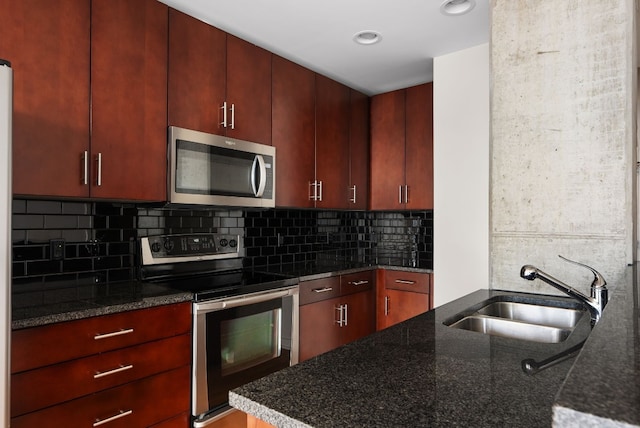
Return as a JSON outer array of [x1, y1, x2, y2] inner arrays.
[[140, 233, 299, 427]]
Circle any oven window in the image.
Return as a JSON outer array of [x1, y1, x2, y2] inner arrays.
[[203, 297, 292, 412], [220, 309, 281, 376]]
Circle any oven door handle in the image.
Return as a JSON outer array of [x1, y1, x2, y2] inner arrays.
[[195, 288, 295, 312]]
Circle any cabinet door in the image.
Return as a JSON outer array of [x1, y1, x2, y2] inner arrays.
[[90, 0, 167, 201], [271, 56, 316, 208], [378, 289, 430, 331], [299, 296, 343, 362], [341, 291, 375, 345], [349, 89, 370, 210], [0, 0, 90, 197], [226, 35, 271, 145], [405, 83, 433, 210], [168, 8, 226, 135], [370, 89, 405, 210], [315, 74, 350, 209]]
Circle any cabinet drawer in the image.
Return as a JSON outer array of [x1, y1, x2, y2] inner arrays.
[[12, 333, 191, 417], [384, 270, 430, 294], [299, 277, 341, 305], [340, 270, 374, 295], [12, 302, 191, 373], [11, 365, 190, 428]]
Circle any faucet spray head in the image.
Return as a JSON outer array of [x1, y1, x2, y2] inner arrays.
[[520, 265, 538, 281]]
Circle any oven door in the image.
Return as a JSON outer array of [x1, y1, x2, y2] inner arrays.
[[192, 286, 298, 426]]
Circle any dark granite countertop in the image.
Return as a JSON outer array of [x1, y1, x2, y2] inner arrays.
[[260, 262, 432, 282], [11, 281, 192, 330], [230, 289, 596, 427], [552, 264, 640, 427], [12, 264, 429, 330]]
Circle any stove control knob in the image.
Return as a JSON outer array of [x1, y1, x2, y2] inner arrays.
[[151, 242, 162, 253], [163, 240, 175, 251], [219, 238, 228, 247], [229, 239, 237, 248]]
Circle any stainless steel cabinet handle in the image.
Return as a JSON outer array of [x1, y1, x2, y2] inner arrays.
[[93, 410, 133, 427], [312, 286, 334, 293], [230, 103, 235, 129], [335, 304, 347, 327], [309, 181, 316, 201], [395, 279, 416, 285], [82, 151, 88, 185], [93, 364, 133, 379], [344, 303, 348, 326], [399, 185, 403, 204], [220, 101, 228, 128], [405, 185, 409, 204], [349, 280, 369, 286], [96, 153, 102, 186], [384, 296, 390, 316], [309, 180, 322, 201], [349, 185, 357, 204], [94, 328, 134, 340]]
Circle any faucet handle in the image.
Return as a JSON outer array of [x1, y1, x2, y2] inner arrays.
[[558, 255, 607, 288]]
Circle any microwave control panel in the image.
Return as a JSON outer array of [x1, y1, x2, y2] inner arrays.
[[141, 233, 239, 265]]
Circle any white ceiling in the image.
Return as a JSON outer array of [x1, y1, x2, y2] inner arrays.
[[159, 0, 489, 96]]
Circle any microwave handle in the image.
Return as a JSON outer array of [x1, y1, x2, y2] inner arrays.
[[251, 155, 267, 197]]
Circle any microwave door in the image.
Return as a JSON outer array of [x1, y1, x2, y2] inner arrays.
[[251, 155, 267, 197]]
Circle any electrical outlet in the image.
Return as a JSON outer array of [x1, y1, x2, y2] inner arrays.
[[50, 239, 65, 261]]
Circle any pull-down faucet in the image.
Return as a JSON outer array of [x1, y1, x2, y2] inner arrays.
[[520, 255, 608, 325]]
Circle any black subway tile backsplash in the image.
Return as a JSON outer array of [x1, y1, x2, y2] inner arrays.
[[12, 198, 433, 311]]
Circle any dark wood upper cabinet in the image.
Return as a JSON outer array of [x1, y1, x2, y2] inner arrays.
[[90, 0, 168, 201], [2, 0, 91, 198], [370, 83, 433, 210], [315, 74, 350, 209], [168, 19, 271, 146], [225, 35, 272, 145], [349, 89, 370, 210], [271, 55, 315, 208], [168, 8, 226, 136], [405, 83, 433, 210], [370, 89, 406, 210]]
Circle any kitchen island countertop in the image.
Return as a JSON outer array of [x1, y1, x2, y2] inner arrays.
[[230, 266, 640, 427]]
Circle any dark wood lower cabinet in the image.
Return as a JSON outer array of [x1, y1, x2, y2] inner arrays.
[[11, 365, 190, 428], [11, 303, 191, 426], [299, 271, 375, 362], [376, 269, 433, 331]]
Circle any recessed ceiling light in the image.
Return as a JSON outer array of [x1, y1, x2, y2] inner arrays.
[[440, 0, 476, 16], [353, 30, 382, 45]]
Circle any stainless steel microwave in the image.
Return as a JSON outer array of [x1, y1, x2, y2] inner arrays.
[[168, 126, 275, 208]]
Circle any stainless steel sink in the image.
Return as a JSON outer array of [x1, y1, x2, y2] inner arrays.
[[443, 294, 588, 343], [448, 315, 572, 343], [475, 301, 584, 329]]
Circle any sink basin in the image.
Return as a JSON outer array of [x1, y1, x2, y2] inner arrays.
[[448, 315, 572, 343], [475, 301, 584, 329], [443, 294, 588, 343]]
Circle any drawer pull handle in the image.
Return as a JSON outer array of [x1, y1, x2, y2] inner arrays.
[[349, 280, 369, 286], [312, 287, 334, 293], [94, 328, 134, 340], [93, 409, 133, 427], [94, 364, 133, 379], [395, 279, 416, 285]]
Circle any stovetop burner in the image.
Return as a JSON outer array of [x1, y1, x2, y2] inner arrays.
[[139, 233, 297, 301], [159, 268, 297, 301]]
